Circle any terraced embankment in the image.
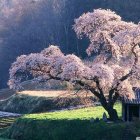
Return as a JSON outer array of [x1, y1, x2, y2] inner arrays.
[[0, 111, 21, 129], [0, 111, 21, 140]]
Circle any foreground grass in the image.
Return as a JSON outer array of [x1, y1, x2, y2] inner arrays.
[[2, 103, 140, 140], [1, 104, 121, 139]]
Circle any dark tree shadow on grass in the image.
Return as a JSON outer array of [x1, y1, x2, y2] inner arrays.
[[4, 118, 137, 140]]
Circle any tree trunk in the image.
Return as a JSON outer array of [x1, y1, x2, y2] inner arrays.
[[90, 88, 119, 121], [100, 99, 119, 121], [106, 106, 119, 121]]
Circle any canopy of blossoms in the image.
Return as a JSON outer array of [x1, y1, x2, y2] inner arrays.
[[8, 9, 140, 100]]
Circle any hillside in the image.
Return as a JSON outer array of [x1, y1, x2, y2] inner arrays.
[[2, 103, 139, 140], [0, 80, 96, 113]]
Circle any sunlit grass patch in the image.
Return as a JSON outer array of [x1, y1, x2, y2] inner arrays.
[[23, 103, 121, 121], [5, 103, 128, 140]]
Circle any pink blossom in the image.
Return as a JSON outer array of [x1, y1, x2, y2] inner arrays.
[[8, 9, 140, 100]]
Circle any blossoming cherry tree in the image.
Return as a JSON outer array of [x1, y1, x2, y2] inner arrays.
[[8, 9, 140, 121]]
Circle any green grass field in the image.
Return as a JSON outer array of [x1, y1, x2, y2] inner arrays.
[[23, 103, 122, 120], [1, 103, 140, 140], [0, 103, 122, 140]]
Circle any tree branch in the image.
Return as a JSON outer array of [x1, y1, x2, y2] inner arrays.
[[108, 45, 138, 104]]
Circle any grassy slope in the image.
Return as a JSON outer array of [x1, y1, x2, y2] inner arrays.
[[0, 91, 95, 114], [4, 103, 137, 140], [2, 103, 140, 140]]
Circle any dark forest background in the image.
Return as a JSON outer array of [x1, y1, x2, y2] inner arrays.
[[0, 0, 140, 89]]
